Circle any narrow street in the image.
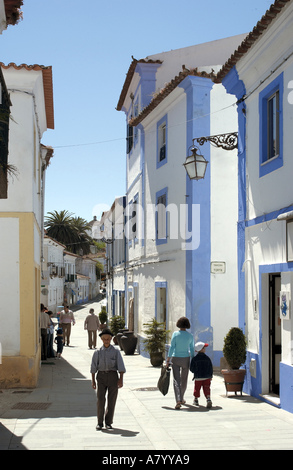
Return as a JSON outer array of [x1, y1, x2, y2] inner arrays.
[[1, 299, 293, 452]]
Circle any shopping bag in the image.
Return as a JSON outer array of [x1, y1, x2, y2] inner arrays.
[[157, 365, 170, 396]]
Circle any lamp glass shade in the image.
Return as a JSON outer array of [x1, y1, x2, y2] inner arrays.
[[184, 148, 208, 180]]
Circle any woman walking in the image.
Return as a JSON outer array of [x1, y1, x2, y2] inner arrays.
[[166, 317, 195, 409]]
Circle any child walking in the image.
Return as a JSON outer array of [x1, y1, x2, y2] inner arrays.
[[190, 342, 213, 408], [54, 328, 64, 359]]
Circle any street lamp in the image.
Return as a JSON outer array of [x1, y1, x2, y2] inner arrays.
[[183, 143, 208, 181], [184, 132, 238, 181]]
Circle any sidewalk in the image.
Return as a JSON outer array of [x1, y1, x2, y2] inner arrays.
[[1, 300, 293, 451]]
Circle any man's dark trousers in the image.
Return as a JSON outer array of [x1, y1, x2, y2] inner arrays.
[[96, 371, 118, 426]]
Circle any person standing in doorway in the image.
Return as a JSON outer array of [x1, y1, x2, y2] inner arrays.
[[40, 304, 50, 361], [84, 308, 100, 349], [60, 305, 75, 346], [166, 317, 195, 409], [91, 328, 126, 430]]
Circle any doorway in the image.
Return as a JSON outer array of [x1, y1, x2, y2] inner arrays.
[[269, 274, 281, 395]]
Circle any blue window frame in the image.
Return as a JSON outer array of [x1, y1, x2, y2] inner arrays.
[[259, 73, 283, 177], [156, 187, 168, 245], [156, 114, 168, 169]]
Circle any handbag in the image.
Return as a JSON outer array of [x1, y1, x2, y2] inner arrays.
[[157, 365, 171, 396]]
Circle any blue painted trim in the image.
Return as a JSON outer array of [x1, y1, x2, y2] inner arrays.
[[243, 263, 293, 413], [156, 114, 168, 169], [246, 203, 293, 227], [136, 62, 162, 110], [155, 186, 168, 245], [259, 73, 284, 177]]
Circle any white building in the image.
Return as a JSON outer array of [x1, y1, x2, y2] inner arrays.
[[41, 235, 65, 313], [76, 255, 99, 301], [117, 35, 246, 363], [101, 197, 126, 320], [64, 251, 78, 306], [219, 0, 293, 413], [0, 62, 54, 388]]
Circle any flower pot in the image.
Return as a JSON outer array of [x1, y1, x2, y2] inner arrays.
[[116, 329, 129, 350], [120, 331, 137, 355], [221, 369, 246, 396], [150, 352, 164, 367]]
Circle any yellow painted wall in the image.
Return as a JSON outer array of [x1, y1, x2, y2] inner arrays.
[[0, 212, 41, 388]]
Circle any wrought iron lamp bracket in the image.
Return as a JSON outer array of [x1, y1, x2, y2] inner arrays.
[[195, 132, 238, 151]]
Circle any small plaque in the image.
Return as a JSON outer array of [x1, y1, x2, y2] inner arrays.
[[211, 262, 226, 274]]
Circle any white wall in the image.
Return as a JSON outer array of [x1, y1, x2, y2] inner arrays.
[[0, 218, 20, 355]]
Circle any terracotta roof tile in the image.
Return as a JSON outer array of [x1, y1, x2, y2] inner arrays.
[[216, 0, 291, 82], [4, 0, 23, 26], [0, 62, 54, 129], [129, 67, 216, 127]]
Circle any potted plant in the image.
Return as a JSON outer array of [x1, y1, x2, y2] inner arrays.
[[143, 318, 170, 367], [99, 306, 108, 330], [221, 327, 247, 396], [109, 315, 125, 344]]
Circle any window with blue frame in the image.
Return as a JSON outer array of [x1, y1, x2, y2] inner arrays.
[[157, 114, 168, 169], [259, 73, 283, 177], [156, 187, 168, 245]]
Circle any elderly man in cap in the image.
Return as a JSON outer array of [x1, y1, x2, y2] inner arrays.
[[90, 328, 126, 430]]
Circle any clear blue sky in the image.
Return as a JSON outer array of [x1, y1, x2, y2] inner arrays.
[[0, 0, 272, 222]]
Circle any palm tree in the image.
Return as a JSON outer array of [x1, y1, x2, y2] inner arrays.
[[70, 216, 92, 255], [44, 210, 93, 255]]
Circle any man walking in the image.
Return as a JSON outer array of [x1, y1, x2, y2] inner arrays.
[[84, 308, 100, 349], [60, 305, 75, 346], [91, 328, 126, 430]]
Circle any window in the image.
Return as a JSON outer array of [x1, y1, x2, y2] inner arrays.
[[0, 71, 11, 199], [157, 115, 168, 169], [128, 194, 138, 243], [267, 91, 279, 160], [259, 73, 283, 177], [156, 282, 167, 324], [127, 121, 133, 154], [156, 187, 168, 244]]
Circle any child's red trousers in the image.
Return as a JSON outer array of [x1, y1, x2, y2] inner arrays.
[[193, 379, 211, 398]]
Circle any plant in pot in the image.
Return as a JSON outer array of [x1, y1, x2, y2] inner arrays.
[[143, 318, 170, 367], [99, 306, 108, 330], [221, 327, 247, 396], [109, 315, 125, 345]]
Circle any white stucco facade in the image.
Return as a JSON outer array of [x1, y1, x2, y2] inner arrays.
[[221, 1, 293, 413], [117, 35, 246, 364], [0, 64, 54, 387]]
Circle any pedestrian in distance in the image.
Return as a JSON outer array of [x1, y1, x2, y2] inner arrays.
[[166, 317, 195, 409], [47, 311, 57, 358], [54, 328, 64, 359], [190, 341, 213, 408], [40, 304, 50, 361], [59, 305, 75, 346], [90, 328, 126, 430], [84, 308, 100, 349]]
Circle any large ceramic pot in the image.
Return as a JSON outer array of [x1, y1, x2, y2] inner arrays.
[[150, 352, 164, 367], [116, 329, 129, 350], [120, 331, 137, 355], [221, 369, 246, 396]]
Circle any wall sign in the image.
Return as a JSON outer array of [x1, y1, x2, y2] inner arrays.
[[211, 262, 226, 274]]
